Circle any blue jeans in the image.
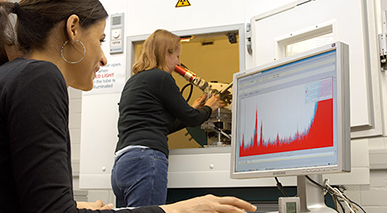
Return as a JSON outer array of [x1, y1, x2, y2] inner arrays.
[[111, 148, 168, 207]]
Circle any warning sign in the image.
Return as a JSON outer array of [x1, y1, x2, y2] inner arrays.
[[175, 0, 191, 8]]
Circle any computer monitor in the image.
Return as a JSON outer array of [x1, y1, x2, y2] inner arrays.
[[230, 42, 350, 212]]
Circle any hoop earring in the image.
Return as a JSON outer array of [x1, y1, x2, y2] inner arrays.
[[60, 40, 86, 64]]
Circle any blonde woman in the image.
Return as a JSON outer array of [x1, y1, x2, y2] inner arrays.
[[112, 29, 224, 207]]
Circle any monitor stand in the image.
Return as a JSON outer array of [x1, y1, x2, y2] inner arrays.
[[297, 174, 337, 213]]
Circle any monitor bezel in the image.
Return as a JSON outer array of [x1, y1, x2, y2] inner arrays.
[[230, 41, 351, 179]]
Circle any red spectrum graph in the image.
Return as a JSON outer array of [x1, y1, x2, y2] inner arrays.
[[239, 99, 333, 157]]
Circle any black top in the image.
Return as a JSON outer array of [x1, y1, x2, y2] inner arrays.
[[0, 58, 164, 213], [116, 68, 212, 156]]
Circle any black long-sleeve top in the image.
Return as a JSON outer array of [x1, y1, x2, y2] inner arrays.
[[0, 58, 164, 213], [115, 68, 212, 157]]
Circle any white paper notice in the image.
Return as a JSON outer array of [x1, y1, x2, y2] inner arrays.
[[83, 57, 126, 95]]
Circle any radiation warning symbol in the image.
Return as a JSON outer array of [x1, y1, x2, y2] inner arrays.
[[175, 0, 191, 8]]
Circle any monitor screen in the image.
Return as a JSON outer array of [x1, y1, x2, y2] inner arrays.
[[231, 42, 350, 179]]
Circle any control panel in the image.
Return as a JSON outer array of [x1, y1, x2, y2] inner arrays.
[[110, 13, 124, 54]]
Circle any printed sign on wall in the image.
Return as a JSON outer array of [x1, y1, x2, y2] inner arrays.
[[83, 57, 126, 95]]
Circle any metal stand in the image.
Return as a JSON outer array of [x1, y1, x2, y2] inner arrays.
[[297, 175, 337, 213]]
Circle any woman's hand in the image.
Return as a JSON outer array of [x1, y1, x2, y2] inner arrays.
[[204, 94, 225, 112], [160, 194, 257, 213], [191, 94, 207, 109], [77, 200, 113, 210]]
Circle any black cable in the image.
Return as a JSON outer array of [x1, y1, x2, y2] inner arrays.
[[274, 177, 289, 197], [305, 175, 367, 213], [330, 184, 366, 213], [332, 194, 338, 212], [342, 193, 367, 213], [178, 63, 194, 102], [334, 195, 346, 213], [305, 175, 325, 190], [305, 175, 344, 212], [180, 63, 189, 69], [181, 83, 193, 102]]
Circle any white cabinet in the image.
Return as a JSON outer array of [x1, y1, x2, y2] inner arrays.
[[247, 0, 384, 138]]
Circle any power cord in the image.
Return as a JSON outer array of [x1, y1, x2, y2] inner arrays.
[[181, 83, 193, 101], [305, 176, 348, 212], [305, 175, 366, 213], [179, 63, 194, 102], [274, 177, 289, 197]]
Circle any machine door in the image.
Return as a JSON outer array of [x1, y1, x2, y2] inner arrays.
[[247, 0, 383, 138]]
